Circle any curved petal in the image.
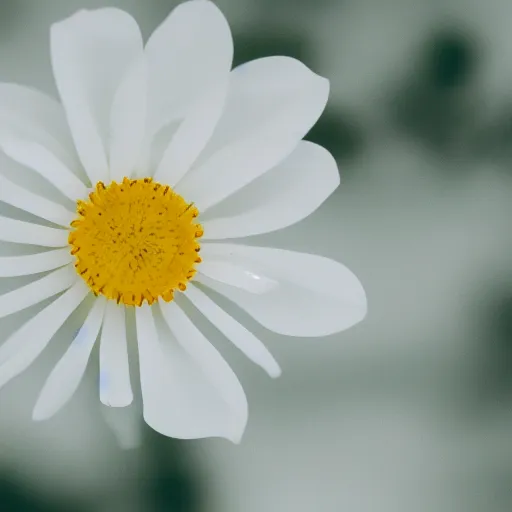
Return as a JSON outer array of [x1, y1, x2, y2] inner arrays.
[[0, 217, 68, 247], [176, 129, 298, 212], [198, 260, 278, 294], [0, 249, 73, 277], [0, 265, 77, 319], [145, 0, 233, 137], [185, 284, 281, 377], [135, 304, 247, 443], [153, 77, 228, 185], [99, 302, 133, 407], [0, 281, 89, 391], [51, 8, 143, 183], [178, 57, 329, 208], [0, 174, 75, 227], [0, 134, 88, 201], [109, 56, 147, 181], [0, 83, 81, 173], [199, 244, 367, 337], [32, 297, 106, 421], [206, 57, 329, 153], [202, 142, 340, 239]]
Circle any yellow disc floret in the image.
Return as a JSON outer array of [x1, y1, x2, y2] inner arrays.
[[68, 177, 203, 306]]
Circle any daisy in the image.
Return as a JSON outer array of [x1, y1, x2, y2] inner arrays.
[[0, 0, 367, 443]]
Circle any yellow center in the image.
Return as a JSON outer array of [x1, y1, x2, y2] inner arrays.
[[68, 177, 203, 306]]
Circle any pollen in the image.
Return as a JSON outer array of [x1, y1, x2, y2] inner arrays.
[[68, 177, 203, 306]]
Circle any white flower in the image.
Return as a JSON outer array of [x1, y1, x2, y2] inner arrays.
[[0, 0, 366, 443]]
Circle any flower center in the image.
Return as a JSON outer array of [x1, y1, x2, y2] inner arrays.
[[68, 177, 203, 306]]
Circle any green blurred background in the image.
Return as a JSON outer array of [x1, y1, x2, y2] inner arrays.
[[1, 0, 512, 511]]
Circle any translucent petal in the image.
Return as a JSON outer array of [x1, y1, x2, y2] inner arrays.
[[199, 243, 367, 337], [145, 0, 233, 136], [32, 297, 106, 421], [202, 142, 339, 239], [135, 304, 247, 443], [0, 265, 77, 319], [153, 78, 228, 186], [0, 249, 73, 277], [176, 131, 297, 212], [185, 284, 281, 377], [0, 217, 68, 247], [0, 83, 80, 173], [201, 56, 329, 159], [99, 302, 133, 407], [109, 56, 147, 181], [51, 8, 143, 183], [0, 174, 75, 227], [0, 135, 88, 201], [0, 281, 89, 391], [198, 260, 278, 294]]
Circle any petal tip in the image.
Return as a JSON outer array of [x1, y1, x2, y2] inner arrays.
[[31, 404, 53, 422]]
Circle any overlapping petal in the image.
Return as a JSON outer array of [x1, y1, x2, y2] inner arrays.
[[136, 304, 247, 443], [199, 244, 367, 337], [51, 8, 143, 183]]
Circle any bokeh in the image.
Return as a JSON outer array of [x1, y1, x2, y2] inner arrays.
[[1, 0, 512, 511]]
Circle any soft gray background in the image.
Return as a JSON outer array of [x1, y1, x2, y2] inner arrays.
[[1, 0, 512, 511]]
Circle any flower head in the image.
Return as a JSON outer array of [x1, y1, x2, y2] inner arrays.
[[0, 0, 366, 443]]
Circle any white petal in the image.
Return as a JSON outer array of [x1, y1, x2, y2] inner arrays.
[[0, 249, 73, 277], [145, 0, 233, 136], [196, 56, 329, 162], [199, 244, 367, 337], [176, 132, 298, 212], [202, 142, 340, 239], [185, 284, 281, 377], [198, 260, 278, 294], [99, 302, 133, 407], [51, 8, 143, 183], [0, 265, 77, 320], [0, 281, 89, 391], [32, 297, 106, 421], [177, 57, 329, 209], [109, 56, 147, 181], [0, 83, 81, 173], [0, 174, 75, 227], [0, 217, 68, 247], [136, 304, 247, 443], [153, 78, 228, 186], [0, 135, 88, 201]]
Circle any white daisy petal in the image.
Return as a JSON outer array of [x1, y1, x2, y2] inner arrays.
[[202, 141, 340, 239], [136, 304, 247, 443], [185, 284, 281, 378], [197, 260, 278, 294], [51, 8, 143, 183], [32, 297, 106, 421], [0, 83, 80, 172], [0, 265, 77, 320], [0, 281, 89, 391], [153, 78, 228, 186], [99, 302, 133, 407], [176, 132, 298, 212], [0, 174, 75, 227], [0, 249, 73, 278], [0, 217, 68, 247], [145, 0, 233, 136], [198, 56, 329, 161], [199, 244, 367, 337], [0, 135, 88, 201], [109, 56, 147, 181]]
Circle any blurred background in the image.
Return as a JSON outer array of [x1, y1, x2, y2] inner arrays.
[[1, 0, 512, 510]]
